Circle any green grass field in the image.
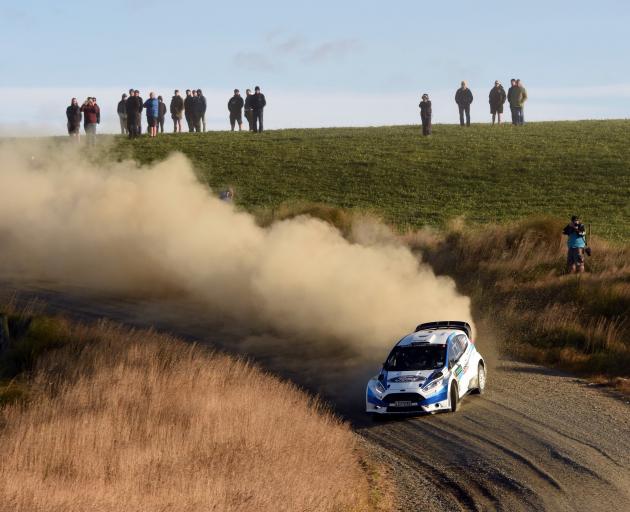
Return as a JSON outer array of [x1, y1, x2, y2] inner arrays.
[[106, 120, 630, 242]]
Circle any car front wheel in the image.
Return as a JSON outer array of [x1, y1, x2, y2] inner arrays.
[[449, 382, 459, 412]]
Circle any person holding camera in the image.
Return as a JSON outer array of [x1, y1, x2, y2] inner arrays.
[[80, 97, 99, 146], [562, 215, 588, 273]]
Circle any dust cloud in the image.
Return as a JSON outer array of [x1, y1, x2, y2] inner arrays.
[[0, 142, 473, 351]]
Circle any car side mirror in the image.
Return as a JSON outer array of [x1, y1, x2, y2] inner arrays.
[[377, 373, 385, 382]]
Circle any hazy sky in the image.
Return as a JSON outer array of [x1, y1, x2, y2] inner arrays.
[[1, 0, 629, 134]]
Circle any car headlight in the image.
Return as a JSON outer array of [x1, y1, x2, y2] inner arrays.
[[422, 371, 445, 393], [374, 380, 386, 394]]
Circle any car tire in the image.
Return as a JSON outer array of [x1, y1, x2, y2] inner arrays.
[[449, 382, 459, 412], [472, 362, 486, 395]]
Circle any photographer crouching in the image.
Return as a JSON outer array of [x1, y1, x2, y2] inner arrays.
[[562, 215, 590, 274]]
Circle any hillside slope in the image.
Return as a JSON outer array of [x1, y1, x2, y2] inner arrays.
[[107, 120, 630, 242]]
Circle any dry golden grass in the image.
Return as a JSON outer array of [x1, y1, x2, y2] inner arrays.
[[0, 319, 377, 512], [408, 217, 630, 386]]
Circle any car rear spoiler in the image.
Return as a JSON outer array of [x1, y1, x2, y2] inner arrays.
[[415, 321, 472, 339]]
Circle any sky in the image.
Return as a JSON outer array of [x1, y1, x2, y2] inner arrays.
[[1, 0, 629, 134]]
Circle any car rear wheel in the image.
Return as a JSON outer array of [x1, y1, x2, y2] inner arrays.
[[449, 382, 459, 412], [472, 362, 486, 395]]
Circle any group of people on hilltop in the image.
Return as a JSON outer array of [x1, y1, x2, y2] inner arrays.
[[488, 79, 528, 126], [118, 88, 205, 138], [227, 87, 267, 132], [64, 87, 268, 141], [418, 79, 528, 136], [66, 97, 101, 145]]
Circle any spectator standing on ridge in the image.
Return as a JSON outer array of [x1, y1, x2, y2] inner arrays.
[[228, 89, 244, 131], [80, 97, 99, 145], [455, 81, 473, 127], [158, 96, 167, 133], [252, 86, 266, 133], [190, 90, 200, 132], [184, 89, 194, 132], [125, 91, 141, 138], [144, 92, 159, 137], [512, 79, 528, 125], [93, 98, 100, 125], [170, 90, 184, 133], [244, 89, 254, 131], [489, 81, 506, 125], [135, 90, 143, 135], [563, 215, 587, 273], [507, 79, 518, 125], [419, 93, 432, 136], [66, 97, 82, 140], [197, 89, 207, 132], [83, 97, 92, 133], [117, 93, 128, 134]]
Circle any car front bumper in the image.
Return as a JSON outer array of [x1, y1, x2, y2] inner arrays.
[[366, 386, 449, 415]]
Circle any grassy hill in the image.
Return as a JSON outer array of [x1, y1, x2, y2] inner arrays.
[[106, 120, 630, 242]]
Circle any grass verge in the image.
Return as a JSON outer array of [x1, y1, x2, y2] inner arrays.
[[0, 303, 391, 512]]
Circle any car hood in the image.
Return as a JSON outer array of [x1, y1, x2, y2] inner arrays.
[[384, 369, 444, 385]]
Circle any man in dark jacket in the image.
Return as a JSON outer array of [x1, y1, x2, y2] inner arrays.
[[170, 90, 184, 133], [507, 79, 518, 125], [252, 86, 266, 133], [196, 89, 207, 132], [66, 97, 82, 140], [488, 81, 506, 125], [134, 90, 143, 135], [157, 96, 167, 133], [244, 89, 254, 131], [125, 91, 142, 138], [419, 94, 432, 136], [183, 90, 194, 132], [455, 81, 473, 127], [190, 90, 201, 132], [117, 93, 128, 134], [228, 89, 244, 131]]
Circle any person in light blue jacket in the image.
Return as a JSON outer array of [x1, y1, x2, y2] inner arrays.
[[562, 215, 587, 273], [144, 92, 159, 137]]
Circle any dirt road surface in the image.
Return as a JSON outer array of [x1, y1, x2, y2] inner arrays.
[[2, 282, 629, 511]]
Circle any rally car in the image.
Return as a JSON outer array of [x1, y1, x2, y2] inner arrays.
[[366, 321, 486, 415]]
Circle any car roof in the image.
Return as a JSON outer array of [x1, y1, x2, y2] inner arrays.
[[396, 328, 465, 347]]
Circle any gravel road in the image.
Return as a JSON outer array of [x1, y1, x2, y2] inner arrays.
[[3, 282, 629, 512]]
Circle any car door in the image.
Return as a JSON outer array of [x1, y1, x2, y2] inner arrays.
[[449, 335, 471, 398], [455, 334, 474, 394], [448, 336, 463, 392]]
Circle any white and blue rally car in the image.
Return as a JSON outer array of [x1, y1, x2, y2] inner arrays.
[[366, 321, 486, 415]]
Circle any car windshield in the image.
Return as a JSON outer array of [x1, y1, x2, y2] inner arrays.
[[384, 345, 446, 371]]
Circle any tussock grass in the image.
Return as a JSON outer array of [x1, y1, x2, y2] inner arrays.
[[255, 201, 357, 237], [0, 312, 382, 512], [410, 217, 630, 381]]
